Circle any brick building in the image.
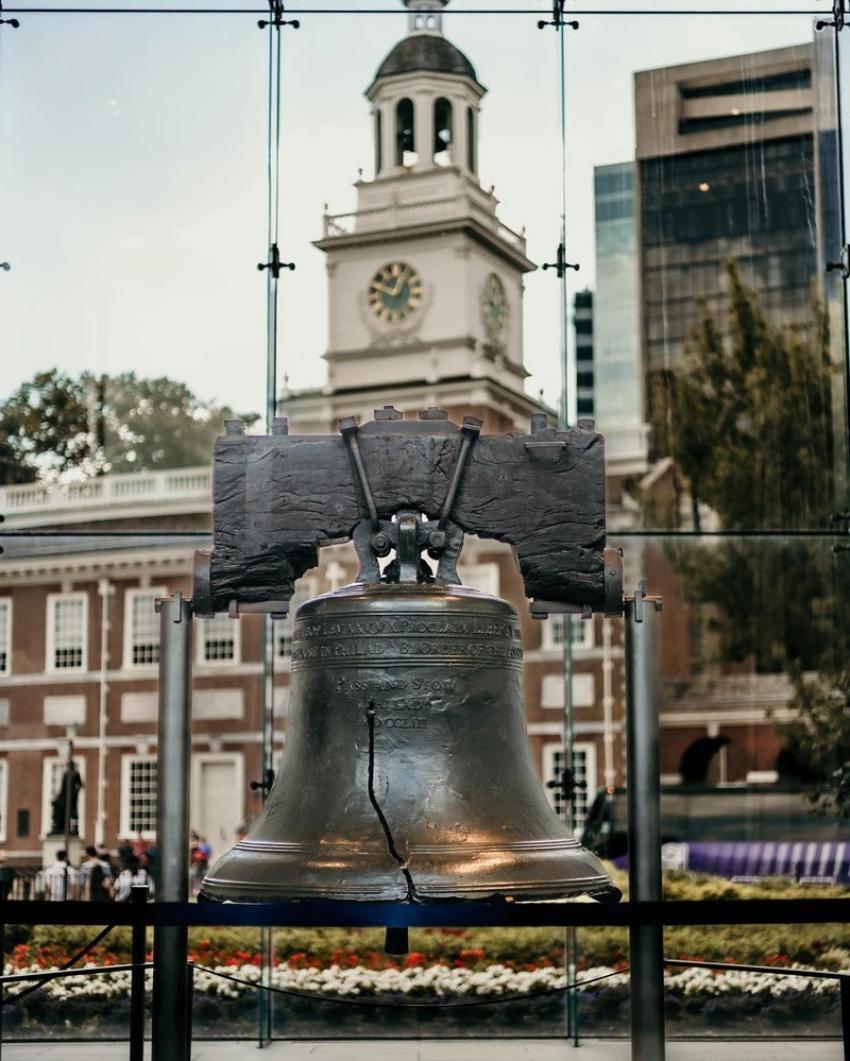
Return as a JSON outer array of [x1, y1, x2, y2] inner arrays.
[[0, 464, 626, 866]]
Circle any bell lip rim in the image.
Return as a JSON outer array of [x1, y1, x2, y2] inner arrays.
[[229, 838, 590, 855], [198, 876, 616, 902]]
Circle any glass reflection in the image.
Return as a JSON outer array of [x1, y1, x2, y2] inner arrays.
[[567, 17, 848, 530]]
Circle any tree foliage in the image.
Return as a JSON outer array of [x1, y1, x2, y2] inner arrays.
[[657, 262, 849, 796], [781, 668, 850, 818], [0, 369, 257, 482], [657, 262, 842, 671], [655, 260, 836, 531]]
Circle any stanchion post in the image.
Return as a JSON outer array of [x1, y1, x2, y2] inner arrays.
[[151, 592, 193, 1061], [0, 878, 6, 1060], [186, 960, 195, 1061], [624, 582, 665, 1061], [129, 884, 148, 1061], [841, 976, 850, 1061]]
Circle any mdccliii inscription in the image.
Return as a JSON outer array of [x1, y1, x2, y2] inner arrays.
[[192, 406, 623, 619]]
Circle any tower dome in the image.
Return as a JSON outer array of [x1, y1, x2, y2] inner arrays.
[[370, 35, 481, 92], [366, 0, 486, 179]]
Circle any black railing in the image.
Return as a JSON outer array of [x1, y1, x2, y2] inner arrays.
[[1, 896, 849, 1056]]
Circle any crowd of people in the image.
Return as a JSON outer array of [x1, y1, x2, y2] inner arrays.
[[35, 833, 156, 902], [11, 828, 218, 902]]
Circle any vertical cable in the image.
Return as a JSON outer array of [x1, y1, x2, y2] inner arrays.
[[831, 23, 850, 490], [259, 11, 284, 1049], [556, 14, 580, 1046]]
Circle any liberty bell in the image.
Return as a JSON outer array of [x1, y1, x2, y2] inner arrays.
[[197, 409, 622, 905]]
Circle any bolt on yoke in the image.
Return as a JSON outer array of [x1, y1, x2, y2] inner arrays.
[[340, 408, 482, 586]]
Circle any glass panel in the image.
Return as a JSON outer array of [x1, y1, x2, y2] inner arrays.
[[0, 14, 266, 486], [590, 535, 850, 892], [565, 14, 848, 530]]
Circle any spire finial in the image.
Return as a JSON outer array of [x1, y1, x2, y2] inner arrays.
[[402, 0, 449, 35]]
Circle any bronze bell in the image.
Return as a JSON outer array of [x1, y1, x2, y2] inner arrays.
[[202, 575, 619, 904]]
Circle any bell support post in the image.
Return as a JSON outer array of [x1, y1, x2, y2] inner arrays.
[[625, 582, 665, 1061], [152, 592, 194, 1061]]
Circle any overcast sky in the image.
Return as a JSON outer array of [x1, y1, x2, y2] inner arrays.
[[0, 0, 830, 417]]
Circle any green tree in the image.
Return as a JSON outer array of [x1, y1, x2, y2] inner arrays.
[[0, 369, 257, 482], [657, 262, 849, 798], [781, 668, 850, 818], [655, 260, 836, 532]]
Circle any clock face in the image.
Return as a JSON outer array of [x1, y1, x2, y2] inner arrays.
[[481, 273, 508, 338], [368, 261, 423, 324]]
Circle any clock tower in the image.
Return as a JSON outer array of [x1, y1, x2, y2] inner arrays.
[[283, 0, 544, 434]]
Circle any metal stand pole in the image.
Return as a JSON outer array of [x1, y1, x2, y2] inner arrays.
[[0, 881, 6, 1060], [151, 592, 193, 1061], [625, 582, 665, 1061], [840, 976, 850, 1061], [129, 884, 148, 1061]]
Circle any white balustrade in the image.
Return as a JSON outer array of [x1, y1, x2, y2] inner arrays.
[[0, 466, 212, 517], [323, 195, 526, 251]]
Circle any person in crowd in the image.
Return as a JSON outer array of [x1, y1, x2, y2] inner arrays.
[[0, 851, 17, 900], [132, 831, 150, 861], [117, 838, 134, 870], [80, 844, 113, 902], [37, 850, 79, 901], [114, 855, 153, 902], [97, 844, 119, 879], [189, 830, 212, 895]]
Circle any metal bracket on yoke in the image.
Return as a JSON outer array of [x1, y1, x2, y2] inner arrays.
[[155, 590, 187, 624], [341, 413, 480, 586], [625, 580, 663, 623]]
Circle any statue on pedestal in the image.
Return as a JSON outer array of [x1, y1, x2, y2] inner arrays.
[[50, 760, 83, 836]]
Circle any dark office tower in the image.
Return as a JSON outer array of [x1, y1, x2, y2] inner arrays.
[[573, 289, 594, 420], [634, 42, 839, 463]]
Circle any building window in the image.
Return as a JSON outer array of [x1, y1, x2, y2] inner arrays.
[[0, 599, 10, 676], [121, 756, 158, 837], [46, 593, 87, 672], [124, 587, 164, 668], [396, 97, 415, 166], [433, 96, 453, 164], [542, 616, 594, 653], [41, 756, 86, 839], [198, 615, 240, 665], [541, 672, 595, 710], [274, 579, 317, 662], [543, 741, 596, 834], [375, 109, 383, 174], [467, 106, 476, 173], [457, 563, 499, 597]]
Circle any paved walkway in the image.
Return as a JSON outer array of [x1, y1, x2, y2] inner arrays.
[[4, 1040, 842, 1060]]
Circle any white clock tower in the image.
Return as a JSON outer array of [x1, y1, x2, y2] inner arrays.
[[283, 0, 545, 434]]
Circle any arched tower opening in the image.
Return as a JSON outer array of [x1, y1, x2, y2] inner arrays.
[[433, 97, 453, 166], [395, 97, 417, 167]]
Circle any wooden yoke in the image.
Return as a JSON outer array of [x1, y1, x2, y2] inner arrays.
[[192, 407, 623, 619]]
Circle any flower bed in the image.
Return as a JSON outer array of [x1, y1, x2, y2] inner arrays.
[[2, 958, 845, 1039]]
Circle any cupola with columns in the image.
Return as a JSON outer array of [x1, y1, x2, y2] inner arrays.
[[368, 0, 483, 180], [284, 0, 544, 436]]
